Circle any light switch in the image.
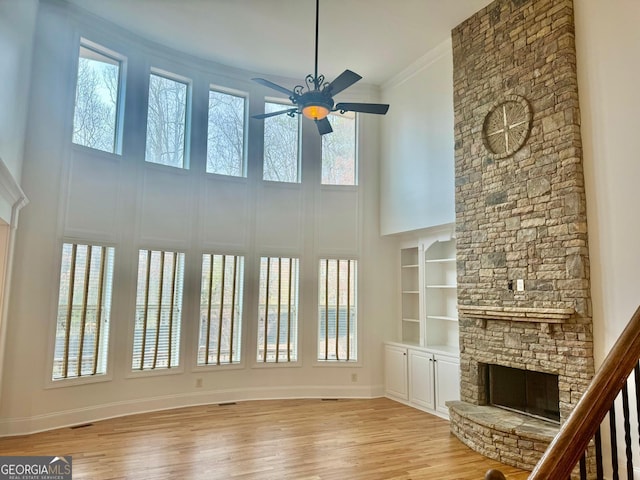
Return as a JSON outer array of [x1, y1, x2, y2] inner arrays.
[[516, 279, 525, 291]]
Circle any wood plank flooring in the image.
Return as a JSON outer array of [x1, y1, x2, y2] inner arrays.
[[0, 398, 530, 480]]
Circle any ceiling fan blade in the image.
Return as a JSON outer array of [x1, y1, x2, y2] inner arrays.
[[326, 70, 362, 96], [316, 117, 333, 135], [252, 77, 296, 97], [335, 102, 390, 115], [252, 108, 297, 120]]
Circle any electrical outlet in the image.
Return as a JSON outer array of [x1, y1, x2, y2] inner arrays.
[[516, 279, 525, 292], [195, 378, 203, 388], [351, 373, 358, 383]]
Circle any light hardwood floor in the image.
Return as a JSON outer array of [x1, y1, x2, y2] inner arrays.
[[0, 398, 530, 480]]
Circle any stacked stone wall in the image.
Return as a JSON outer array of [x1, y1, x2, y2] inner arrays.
[[451, 0, 594, 474]]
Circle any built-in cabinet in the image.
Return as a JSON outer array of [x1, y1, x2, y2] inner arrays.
[[400, 246, 421, 345], [423, 238, 458, 354], [390, 225, 459, 418], [384, 342, 460, 418], [399, 228, 458, 352]]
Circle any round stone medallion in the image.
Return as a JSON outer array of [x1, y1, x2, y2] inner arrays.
[[482, 95, 532, 159]]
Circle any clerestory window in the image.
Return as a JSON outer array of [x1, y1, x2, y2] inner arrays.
[[145, 71, 190, 169], [321, 112, 357, 186], [72, 40, 125, 154], [207, 88, 247, 177], [263, 102, 300, 183]]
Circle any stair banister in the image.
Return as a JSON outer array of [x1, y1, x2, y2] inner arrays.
[[485, 305, 640, 479]]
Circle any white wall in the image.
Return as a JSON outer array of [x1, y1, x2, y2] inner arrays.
[[379, 40, 456, 236], [575, 4, 640, 475], [574, 0, 640, 365], [0, 0, 38, 188], [0, 0, 397, 435]]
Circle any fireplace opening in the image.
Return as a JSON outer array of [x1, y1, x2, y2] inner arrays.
[[486, 364, 560, 424]]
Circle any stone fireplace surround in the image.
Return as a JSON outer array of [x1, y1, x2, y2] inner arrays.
[[449, 0, 594, 473]]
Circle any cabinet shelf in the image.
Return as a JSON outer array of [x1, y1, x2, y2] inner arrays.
[[426, 315, 458, 322], [425, 258, 456, 264], [423, 238, 459, 353]]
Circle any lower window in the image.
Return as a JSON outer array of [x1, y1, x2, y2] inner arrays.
[[132, 249, 184, 370], [257, 257, 299, 363], [52, 243, 115, 380], [318, 258, 357, 362], [198, 254, 244, 365]]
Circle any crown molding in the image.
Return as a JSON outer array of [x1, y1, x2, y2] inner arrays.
[[382, 37, 452, 91]]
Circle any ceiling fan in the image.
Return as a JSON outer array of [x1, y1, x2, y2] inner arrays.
[[251, 0, 390, 135]]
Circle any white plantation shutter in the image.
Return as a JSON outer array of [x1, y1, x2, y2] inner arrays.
[[53, 243, 115, 380], [318, 258, 357, 361], [132, 250, 184, 370], [257, 257, 299, 363], [198, 254, 244, 365]]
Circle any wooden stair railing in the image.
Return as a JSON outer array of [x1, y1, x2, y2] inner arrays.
[[485, 305, 640, 480]]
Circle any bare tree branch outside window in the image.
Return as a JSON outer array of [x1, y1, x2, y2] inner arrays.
[[145, 73, 188, 169], [207, 90, 245, 176], [72, 45, 120, 153], [322, 112, 356, 185], [263, 102, 299, 182]]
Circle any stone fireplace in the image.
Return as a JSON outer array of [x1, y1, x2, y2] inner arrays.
[[447, 0, 595, 472]]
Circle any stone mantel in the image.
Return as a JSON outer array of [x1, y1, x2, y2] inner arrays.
[[458, 305, 574, 324]]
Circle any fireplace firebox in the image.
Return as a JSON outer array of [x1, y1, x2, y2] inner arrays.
[[486, 364, 560, 424]]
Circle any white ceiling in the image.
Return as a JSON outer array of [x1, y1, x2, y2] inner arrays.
[[66, 0, 493, 86]]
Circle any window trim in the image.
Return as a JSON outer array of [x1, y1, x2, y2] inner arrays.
[[320, 111, 359, 187], [262, 98, 302, 184], [144, 67, 193, 170], [206, 84, 249, 178], [130, 248, 186, 374], [316, 257, 359, 364], [71, 37, 127, 156], [196, 253, 245, 367], [45, 239, 117, 389], [255, 255, 301, 365]]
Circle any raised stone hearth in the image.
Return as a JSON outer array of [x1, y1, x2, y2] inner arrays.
[[447, 401, 558, 470], [452, 0, 595, 475]]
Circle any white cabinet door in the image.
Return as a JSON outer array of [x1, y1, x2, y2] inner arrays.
[[408, 349, 435, 410], [385, 345, 408, 400], [434, 353, 460, 415]]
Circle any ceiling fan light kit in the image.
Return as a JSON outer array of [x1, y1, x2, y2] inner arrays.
[[251, 0, 389, 135]]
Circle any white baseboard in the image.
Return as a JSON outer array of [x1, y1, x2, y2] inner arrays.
[[0, 384, 385, 437]]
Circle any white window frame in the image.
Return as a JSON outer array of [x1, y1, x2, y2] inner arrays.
[[197, 253, 245, 368], [262, 98, 302, 184], [255, 255, 301, 365], [321, 111, 358, 187], [316, 257, 359, 363], [144, 68, 192, 170], [72, 38, 127, 155], [130, 248, 185, 375], [206, 85, 248, 178], [46, 240, 116, 388]]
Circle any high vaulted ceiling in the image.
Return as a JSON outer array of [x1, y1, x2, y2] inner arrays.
[[66, 0, 493, 86]]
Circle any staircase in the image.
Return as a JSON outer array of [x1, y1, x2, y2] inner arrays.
[[485, 306, 640, 480]]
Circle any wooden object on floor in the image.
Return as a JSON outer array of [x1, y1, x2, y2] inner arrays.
[[0, 397, 530, 479]]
